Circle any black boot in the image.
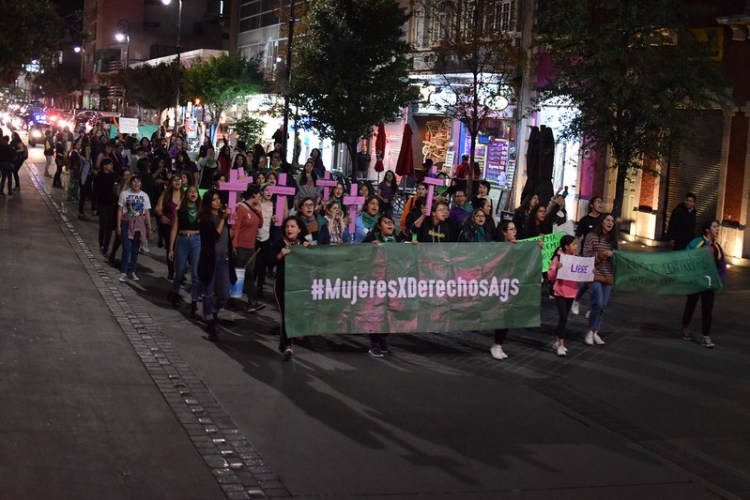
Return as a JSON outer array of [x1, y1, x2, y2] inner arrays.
[[207, 319, 218, 342], [190, 301, 197, 318]]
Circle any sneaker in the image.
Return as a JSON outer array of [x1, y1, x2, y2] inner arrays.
[[593, 333, 605, 345], [118, 273, 128, 282], [282, 347, 293, 361], [585, 331, 594, 345], [571, 300, 580, 315], [368, 346, 384, 358], [44, 172, 53, 178], [141, 244, 150, 254], [557, 345, 568, 357], [682, 328, 692, 341], [585, 310, 591, 319], [128, 273, 139, 281], [246, 302, 263, 313], [701, 336, 715, 348], [490, 344, 508, 360]]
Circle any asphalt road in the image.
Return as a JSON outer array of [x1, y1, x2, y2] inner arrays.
[[1, 143, 748, 499]]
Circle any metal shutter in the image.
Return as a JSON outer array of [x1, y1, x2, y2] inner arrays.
[[665, 110, 723, 236]]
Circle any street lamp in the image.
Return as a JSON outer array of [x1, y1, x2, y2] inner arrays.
[[74, 46, 85, 109], [161, 0, 183, 129], [115, 20, 131, 112]]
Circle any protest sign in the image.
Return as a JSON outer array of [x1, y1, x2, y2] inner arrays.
[[285, 242, 541, 336], [557, 255, 595, 282], [518, 232, 565, 272], [119, 117, 139, 135], [612, 248, 723, 295]]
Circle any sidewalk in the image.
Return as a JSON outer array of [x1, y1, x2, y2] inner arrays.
[[0, 163, 265, 499]]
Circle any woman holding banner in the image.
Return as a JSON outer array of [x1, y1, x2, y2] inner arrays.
[[583, 213, 618, 346], [273, 216, 311, 360], [681, 220, 725, 348], [489, 220, 519, 360], [412, 200, 458, 243]]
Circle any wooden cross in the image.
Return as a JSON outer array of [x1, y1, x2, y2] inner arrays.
[[268, 173, 296, 227], [422, 166, 444, 214], [218, 169, 254, 224], [342, 183, 366, 239], [315, 171, 338, 200]]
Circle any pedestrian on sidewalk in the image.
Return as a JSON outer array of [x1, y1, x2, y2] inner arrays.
[[272, 216, 311, 360], [67, 143, 82, 202], [548, 235, 579, 357], [52, 133, 66, 189], [43, 130, 54, 177], [583, 213, 617, 346], [77, 143, 93, 219], [0, 135, 15, 196], [681, 220, 725, 348], [116, 174, 152, 282], [10, 131, 27, 192], [198, 190, 236, 341], [667, 192, 697, 250], [168, 185, 202, 317]]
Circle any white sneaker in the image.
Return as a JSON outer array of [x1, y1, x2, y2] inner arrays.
[[128, 273, 139, 281], [490, 344, 508, 360], [118, 273, 127, 282], [571, 301, 580, 315], [141, 244, 150, 254], [552, 340, 560, 350], [585, 310, 591, 319], [556, 345, 568, 357], [593, 333, 605, 345], [585, 331, 594, 345]]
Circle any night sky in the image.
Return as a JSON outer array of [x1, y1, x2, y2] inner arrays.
[[54, 0, 84, 15]]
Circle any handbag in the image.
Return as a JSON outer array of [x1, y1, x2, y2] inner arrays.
[[593, 274, 614, 286]]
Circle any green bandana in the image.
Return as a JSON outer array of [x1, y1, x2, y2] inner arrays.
[[361, 211, 379, 229]]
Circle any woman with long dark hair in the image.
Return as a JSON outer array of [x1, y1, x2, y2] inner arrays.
[[272, 216, 311, 360], [168, 186, 202, 317], [681, 220, 725, 348], [512, 193, 539, 240], [377, 170, 399, 218], [583, 213, 618, 346], [198, 189, 236, 341], [156, 175, 184, 280]]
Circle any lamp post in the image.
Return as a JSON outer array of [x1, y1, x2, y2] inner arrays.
[[282, 0, 296, 160], [161, 0, 183, 129], [115, 20, 131, 113], [74, 46, 84, 109]]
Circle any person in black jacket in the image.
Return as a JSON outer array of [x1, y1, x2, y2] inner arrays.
[[411, 200, 458, 242], [93, 158, 119, 255], [198, 189, 237, 341], [667, 192, 697, 250]]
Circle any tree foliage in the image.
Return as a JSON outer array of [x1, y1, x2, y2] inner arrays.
[[536, 0, 729, 217], [290, 0, 419, 178], [233, 113, 266, 147], [182, 52, 266, 125], [33, 64, 80, 101], [113, 63, 179, 112], [0, 0, 64, 83]]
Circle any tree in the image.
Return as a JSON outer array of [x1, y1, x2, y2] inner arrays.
[[418, 0, 521, 196], [0, 0, 64, 83], [182, 52, 265, 127], [536, 0, 729, 218], [113, 63, 179, 117], [233, 113, 266, 147], [290, 0, 419, 183], [34, 64, 80, 102]]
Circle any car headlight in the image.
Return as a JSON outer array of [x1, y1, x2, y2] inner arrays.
[[58, 119, 68, 129], [31, 129, 43, 138]]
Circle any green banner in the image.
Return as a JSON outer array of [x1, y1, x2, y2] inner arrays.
[[518, 232, 564, 272], [285, 243, 542, 337], [612, 248, 723, 295]]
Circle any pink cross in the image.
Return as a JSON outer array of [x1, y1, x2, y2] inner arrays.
[[218, 169, 254, 224], [268, 173, 296, 227], [422, 166, 444, 214], [315, 171, 338, 200], [342, 183, 366, 237]]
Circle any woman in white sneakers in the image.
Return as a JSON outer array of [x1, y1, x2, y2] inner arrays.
[[583, 213, 617, 346]]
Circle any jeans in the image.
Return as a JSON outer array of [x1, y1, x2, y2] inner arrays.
[[120, 221, 142, 274], [274, 278, 290, 352], [682, 290, 715, 336], [588, 281, 612, 332], [79, 176, 93, 215], [172, 234, 201, 301], [67, 178, 80, 201], [53, 157, 64, 187], [202, 256, 230, 321], [44, 154, 53, 174]]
